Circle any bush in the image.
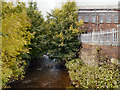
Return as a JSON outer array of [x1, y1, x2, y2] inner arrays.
[[66, 59, 119, 88]]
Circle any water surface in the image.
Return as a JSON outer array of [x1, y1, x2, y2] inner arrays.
[[10, 56, 72, 88]]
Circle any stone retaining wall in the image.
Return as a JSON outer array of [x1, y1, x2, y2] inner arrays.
[[79, 43, 120, 66]]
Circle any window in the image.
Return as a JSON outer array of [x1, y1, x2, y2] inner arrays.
[[106, 15, 111, 23], [114, 15, 118, 23], [78, 16, 83, 22], [99, 15, 104, 23], [91, 15, 96, 23], [84, 16, 89, 22]]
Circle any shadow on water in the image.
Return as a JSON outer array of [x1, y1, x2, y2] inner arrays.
[[10, 55, 73, 88]]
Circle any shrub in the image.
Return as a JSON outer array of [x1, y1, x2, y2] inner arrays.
[[66, 59, 119, 88]]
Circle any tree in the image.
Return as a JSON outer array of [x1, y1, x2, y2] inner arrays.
[[45, 1, 83, 61], [27, 2, 45, 60], [2, 2, 33, 87]]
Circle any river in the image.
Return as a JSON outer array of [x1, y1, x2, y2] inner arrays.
[[10, 55, 73, 88]]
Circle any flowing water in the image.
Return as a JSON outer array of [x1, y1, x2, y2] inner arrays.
[[10, 56, 72, 88]]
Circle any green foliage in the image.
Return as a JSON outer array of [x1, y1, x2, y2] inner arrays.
[[66, 59, 119, 88], [2, 2, 33, 88], [45, 1, 83, 61], [0, 40, 1, 89], [27, 2, 45, 59]]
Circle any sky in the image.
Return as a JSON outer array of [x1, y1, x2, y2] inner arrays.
[[33, 0, 120, 18], [6, 0, 120, 18]]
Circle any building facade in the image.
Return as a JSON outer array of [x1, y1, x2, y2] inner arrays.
[[78, 5, 120, 33]]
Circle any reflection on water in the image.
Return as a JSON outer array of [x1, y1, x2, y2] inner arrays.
[[10, 55, 72, 88]]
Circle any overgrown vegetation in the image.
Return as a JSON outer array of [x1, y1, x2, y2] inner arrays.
[[66, 59, 119, 88], [1, 1, 82, 88], [27, 2, 45, 60], [2, 0, 119, 89], [2, 2, 33, 88], [45, 2, 83, 61]]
